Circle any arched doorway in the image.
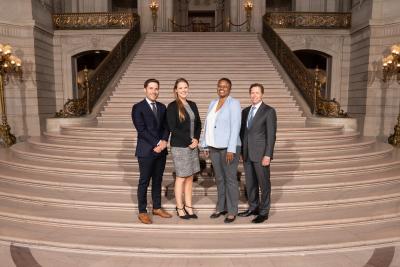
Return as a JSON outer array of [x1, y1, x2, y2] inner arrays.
[[294, 50, 332, 99], [71, 50, 109, 98]]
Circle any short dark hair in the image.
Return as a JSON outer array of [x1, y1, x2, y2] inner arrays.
[[144, 78, 160, 88], [217, 78, 232, 89], [249, 83, 264, 94]]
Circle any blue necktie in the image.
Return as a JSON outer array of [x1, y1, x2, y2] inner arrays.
[[247, 106, 256, 128]]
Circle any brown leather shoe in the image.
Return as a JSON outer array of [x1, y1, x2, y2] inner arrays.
[[138, 213, 152, 224], [152, 208, 172, 218]]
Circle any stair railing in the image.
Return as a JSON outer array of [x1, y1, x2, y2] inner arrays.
[[56, 14, 140, 118], [262, 14, 348, 117], [262, 15, 317, 113]]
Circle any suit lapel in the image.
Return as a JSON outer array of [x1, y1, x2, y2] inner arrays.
[[143, 99, 159, 125]]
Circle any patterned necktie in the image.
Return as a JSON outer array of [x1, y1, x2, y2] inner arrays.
[[247, 106, 256, 128], [151, 102, 158, 122]]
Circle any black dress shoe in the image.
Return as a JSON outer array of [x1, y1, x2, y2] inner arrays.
[[224, 216, 236, 223], [251, 214, 268, 224], [210, 211, 227, 219], [237, 209, 259, 217]]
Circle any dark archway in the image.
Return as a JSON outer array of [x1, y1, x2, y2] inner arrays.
[[71, 50, 109, 98], [294, 50, 332, 99]]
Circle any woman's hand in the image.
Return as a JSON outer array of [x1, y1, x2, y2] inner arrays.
[[189, 138, 199, 149]]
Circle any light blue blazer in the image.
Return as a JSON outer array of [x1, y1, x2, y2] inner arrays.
[[201, 96, 242, 153]]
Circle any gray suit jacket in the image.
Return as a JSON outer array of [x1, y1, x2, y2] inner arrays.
[[240, 102, 277, 162]]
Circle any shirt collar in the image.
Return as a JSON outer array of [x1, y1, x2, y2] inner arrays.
[[252, 101, 262, 109], [145, 98, 156, 105]]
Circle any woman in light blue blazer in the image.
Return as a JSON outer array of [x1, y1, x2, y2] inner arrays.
[[201, 78, 241, 223]]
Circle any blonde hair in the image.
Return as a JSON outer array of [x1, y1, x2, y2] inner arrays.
[[173, 78, 189, 122]]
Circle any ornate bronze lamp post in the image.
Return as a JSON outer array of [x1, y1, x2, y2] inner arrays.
[[149, 1, 159, 32], [0, 43, 22, 147], [244, 1, 253, 32], [382, 44, 400, 146]]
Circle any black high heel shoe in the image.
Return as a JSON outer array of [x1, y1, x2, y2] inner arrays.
[[184, 205, 198, 219], [176, 207, 190, 219]]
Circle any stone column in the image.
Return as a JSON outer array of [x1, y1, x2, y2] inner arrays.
[[138, 0, 153, 33], [253, 0, 265, 32], [349, 0, 400, 139], [161, 0, 174, 31]]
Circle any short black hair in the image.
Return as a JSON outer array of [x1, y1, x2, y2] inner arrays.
[[249, 83, 264, 94], [144, 78, 160, 88], [217, 78, 232, 89]]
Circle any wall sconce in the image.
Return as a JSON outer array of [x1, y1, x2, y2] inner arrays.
[[149, 1, 159, 32], [383, 44, 400, 146], [382, 44, 400, 83], [0, 43, 22, 147], [244, 1, 253, 32]]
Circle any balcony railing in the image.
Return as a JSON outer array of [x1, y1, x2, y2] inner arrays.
[[265, 12, 351, 29], [53, 12, 136, 30]]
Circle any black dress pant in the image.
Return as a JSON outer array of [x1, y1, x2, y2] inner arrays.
[[137, 155, 166, 213], [243, 160, 271, 216]]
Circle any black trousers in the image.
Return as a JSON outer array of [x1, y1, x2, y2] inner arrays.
[[137, 155, 166, 213]]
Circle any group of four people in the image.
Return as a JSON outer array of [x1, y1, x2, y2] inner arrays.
[[131, 77, 277, 225]]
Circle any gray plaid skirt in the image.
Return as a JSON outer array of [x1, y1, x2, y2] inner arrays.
[[171, 147, 200, 177]]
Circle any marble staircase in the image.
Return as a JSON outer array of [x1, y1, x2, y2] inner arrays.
[[0, 32, 399, 264]]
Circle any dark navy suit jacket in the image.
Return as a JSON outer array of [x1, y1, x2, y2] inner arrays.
[[132, 99, 169, 158]]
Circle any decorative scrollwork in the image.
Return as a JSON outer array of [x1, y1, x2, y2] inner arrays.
[[265, 12, 351, 29], [55, 98, 87, 118], [0, 123, 16, 147], [53, 12, 136, 30], [388, 114, 400, 147]]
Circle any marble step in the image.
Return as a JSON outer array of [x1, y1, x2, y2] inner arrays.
[[0, 161, 399, 194], [0, 194, 399, 232], [0, 212, 399, 256], [43, 129, 361, 146], [57, 124, 343, 137], [105, 99, 298, 108], [101, 106, 302, 115], [0, 174, 400, 210], [97, 117, 307, 125], [5, 144, 396, 176], [26, 136, 376, 158], [9, 142, 393, 169], [116, 79, 286, 84]]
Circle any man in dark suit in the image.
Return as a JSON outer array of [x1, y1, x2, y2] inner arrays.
[[238, 83, 277, 223], [132, 78, 172, 224]]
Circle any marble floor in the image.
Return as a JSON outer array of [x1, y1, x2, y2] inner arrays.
[[1, 242, 399, 267]]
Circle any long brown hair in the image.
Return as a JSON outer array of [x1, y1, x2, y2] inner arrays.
[[173, 78, 189, 122]]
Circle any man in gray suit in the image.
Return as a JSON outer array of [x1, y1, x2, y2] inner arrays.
[[238, 83, 277, 223]]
